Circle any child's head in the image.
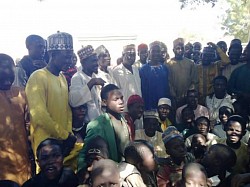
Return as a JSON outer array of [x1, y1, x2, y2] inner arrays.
[[181, 107, 195, 124], [182, 163, 207, 187], [157, 98, 172, 121], [101, 84, 124, 114], [127, 95, 145, 121], [201, 144, 236, 177], [91, 159, 120, 187], [124, 140, 156, 172], [143, 110, 162, 135], [162, 127, 187, 160], [191, 134, 207, 159], [218, 106, 233, 125], [224, 115, 246, 144], [72, 104, 88, 123], [195, 116, 210, 137], [36, 138, 64, 180]]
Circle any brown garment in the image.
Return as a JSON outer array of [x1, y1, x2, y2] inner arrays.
[[0, 86, 31, 185]]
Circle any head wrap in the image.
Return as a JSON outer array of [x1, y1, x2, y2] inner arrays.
[[137, 43, 148, 51], [77, 45, 96, 61], [143, 110, 159, 120], [127, 95, 144, 107], [95, 45, 109, 58], [162, 126, 183, 144], [158, 98, 171, 107], [173, 38, 185, 48], [123, 44, 136, 54], [47, 31, 73, 51]]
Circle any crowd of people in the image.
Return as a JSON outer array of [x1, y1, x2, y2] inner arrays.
[[1, 30, 250, 187]]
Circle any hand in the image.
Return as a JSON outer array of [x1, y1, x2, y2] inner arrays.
[[63, 133, 77, 157], [87, 78, 106, 90]]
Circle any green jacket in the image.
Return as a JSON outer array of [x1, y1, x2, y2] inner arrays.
[[77, 113, 120, 172]]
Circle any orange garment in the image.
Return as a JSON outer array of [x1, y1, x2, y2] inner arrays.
[[0, 87, 31, 185]]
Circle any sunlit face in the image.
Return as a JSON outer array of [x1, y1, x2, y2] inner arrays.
[[99, 53, 111, 69], [0, 59, 15, 90], [82, 54, 99, 74], [226, 121, 244, 144], [105, 90, 124, 113], [138, 48, 148, 64], [173, 44, 184, 60], [38, 144, 63, 180], [184, 170, 207, 187], [158, 104, 171, 120], [123, 47, 136, 66]]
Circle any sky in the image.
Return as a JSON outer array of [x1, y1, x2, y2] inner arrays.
[[0, 0, 230, 64]]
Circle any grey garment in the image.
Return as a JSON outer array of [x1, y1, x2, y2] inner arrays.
[[13, 65, 28, 88]]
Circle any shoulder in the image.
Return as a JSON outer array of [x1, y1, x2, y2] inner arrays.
[[87, 114, 110, 129]]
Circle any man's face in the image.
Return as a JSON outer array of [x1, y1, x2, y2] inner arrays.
[[99, 53, 111, 69], [158, 104, 171, 120], [202, 52, 216, 65], [226, 121, 244, 144], [29, 38, 46, 60], [196, 120, 209, 136], [213, 79, 226, 95], [138, 48, 148, 64], [187, 92, 198, 109], [173, 44, 184, 60], [0, 60, 15, 90], [143, 118, 159, 134], [192, 50, 201, 63], [166, 137, 187, 159], [83, 54, 99, 74], [38, 144, 63, 180], [72, 104, 87, 123], [184, 44, 193, 56], [161, 47, 168, 61], [128, 102, 144, 120], [54, 50, 74, 72], [105, 90, 124, 113], [149, 45, 162, 63], [229, 47, 242, 65], [123, 47, 136, 66]]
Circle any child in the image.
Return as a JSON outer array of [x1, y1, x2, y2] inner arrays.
[[185, 116, 218, 149], [22, 138, 78, 187], [212, 106, 233, 138], [157, 98, 173, 131], [175, 107, 196, 139], [180, 163, 208, 187], [91, 159, 120, 187], [78, 84, 130, 173], [119, 140, 157, 187], [157, 126, 195, 187], [190, 134, 207, 161], [211, 115, 249, 174], [135, 110, 167, 158], [200, 144, 237, 186]]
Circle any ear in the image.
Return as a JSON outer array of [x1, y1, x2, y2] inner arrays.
[[102, 99, 107, 106]]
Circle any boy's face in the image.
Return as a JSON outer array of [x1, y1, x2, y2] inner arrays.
[[72, 104, 87, 122], [105, 90, 124, 113], [141, 146, 156, 172], [166, 137, 187, 159], [219, 109, 231, 124], [92, 167, 120, 187], [158, 104, 171, 120], [184, 171, 207, 187], [38, 144, 63, 180], [143, 118, 159, 134], [226, 121, 244, 144], [196, 120, 209, 136]]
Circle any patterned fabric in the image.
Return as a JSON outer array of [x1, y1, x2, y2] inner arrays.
[[47, 31, 73, 51]]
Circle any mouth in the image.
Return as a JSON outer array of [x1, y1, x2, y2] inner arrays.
[[45, 165, 57, 176]]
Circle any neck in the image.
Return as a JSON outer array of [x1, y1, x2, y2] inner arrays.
[[226, 139, 241, 149], [215, 92, 226, 99], [149, 60, 160, 66], [46, 63, 60, 76], [107, 108, 121, 120], [123, 63, 133, 72], [145, 130, 155, 137], [159, 116, 166, 121], [100, 66, 108, 73], [82, 69, 92, 77]]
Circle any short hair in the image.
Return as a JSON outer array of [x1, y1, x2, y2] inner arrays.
[[217, 41, 227, 48], [100, 84, 119, 100], [25, 34, 44, 48], [209, 144, 237, 171], [219, 106, 233, 116], [124, 140, 154, 166], [182, 163, 207, 179], [36, 138, 63, 159], [0, 53, 14, 66], [186, 89, 198, 97], [195, 116, 210, 127], [213, 75, 228, 85], [225, 115, 247, 131], [181, 106, 194, 116]]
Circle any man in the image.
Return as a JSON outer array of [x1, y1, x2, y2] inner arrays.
[[26, 31, 81, 170], [216, 40, 228, 61], [134, 43, 148, 68], [112, 44, 141, 106], [176, 89, 209, 124], [0, 54, 31, 185], [184, 42, 193, 59], [140, 41, 170, 110], [14, 35, 46, 87], [167, 38, 197, 109], [222, 39, 243, 80], [70, 45, 105, 122], [206, 76, 233, 126], [157, 98, 173, 131]]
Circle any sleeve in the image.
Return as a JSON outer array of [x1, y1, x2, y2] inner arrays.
[[13, 67, 28, 87], [25, 73, 69, 139], [69, 74, 92, 107], [216, 47, 230, 65], [111, 69, 122, 89]]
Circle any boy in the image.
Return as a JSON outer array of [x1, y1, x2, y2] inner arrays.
[[22, 138, 78, 187], [157, 126, 195, 187], [211, 115, 249, 174], [190, 134, 207, 161], [119, 140, 157, 187], [157, 98, 173, 131], [91, 159, 120, 187], [180, 163, 208, 187], [78, 84, 130, 173], [135, 110, 166, 158]]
